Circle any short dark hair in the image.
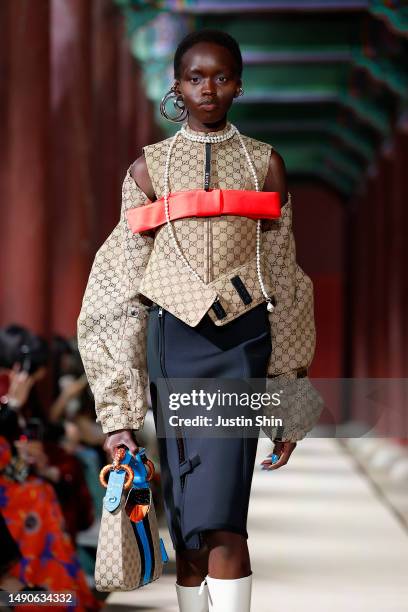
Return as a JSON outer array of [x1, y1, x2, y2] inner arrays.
[[174, 29, 243, 80]]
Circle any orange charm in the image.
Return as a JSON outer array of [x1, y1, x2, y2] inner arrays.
[[99, 447, 134, 489], [129, 504, 149, 523], [144, 459, 155, 481]]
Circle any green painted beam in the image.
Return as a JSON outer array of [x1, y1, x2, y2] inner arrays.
[[369, 1, 408, 36], [352, 48, 408, 99], [116, 1, 370, 14], [338, 90, 390, 135]]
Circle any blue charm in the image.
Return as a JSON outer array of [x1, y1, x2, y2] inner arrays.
[[160, 538, 169, 563]]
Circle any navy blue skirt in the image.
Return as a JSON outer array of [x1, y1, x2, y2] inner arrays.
[[146, 302, 272, 551]]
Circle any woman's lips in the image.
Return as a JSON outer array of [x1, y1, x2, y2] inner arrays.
[[200, 102, 217, 110]]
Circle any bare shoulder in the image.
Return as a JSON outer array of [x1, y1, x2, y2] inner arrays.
[[263, 148, 289, 206], [129, 154, 156, 201]]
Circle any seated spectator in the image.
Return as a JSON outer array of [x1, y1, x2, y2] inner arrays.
[[0, 326, 95, 540], [0, 435, 102, 611]]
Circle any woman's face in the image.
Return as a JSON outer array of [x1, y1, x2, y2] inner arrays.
[[174, 41, 241, 128]]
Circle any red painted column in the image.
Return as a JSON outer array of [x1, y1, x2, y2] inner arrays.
[[0, 1, 10, 320], [394, 117, 408, 443], [92, 0, 122, 243], [352, 127, 408, 438], [2, 1, 50, 335], [118, 25, 137, 167], [389, 126, 406, 380], [363, 172, 377, 378], [352, 188, 368, 379], [49, 0, 93, 337], [377, 144, 394, 378], [361, 173, 377, 428], [118, 32, 164, 180], [371, 159, 385, 379], [396, 119, 408, 378]]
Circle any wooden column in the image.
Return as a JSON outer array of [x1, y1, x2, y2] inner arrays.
[[394, 118, 408, 442], [92, 0, 122, 243], [3, 0, 50, 335], [0, 1, 10, 320], [49, 0, 93, 337]]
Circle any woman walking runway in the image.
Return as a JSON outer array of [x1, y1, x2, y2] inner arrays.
[[78, 28, 318, 612]]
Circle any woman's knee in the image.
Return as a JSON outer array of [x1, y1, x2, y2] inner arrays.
[[203, 529, 248, 552], [176, 546, 209, 581], [204, 530, 251, 575]]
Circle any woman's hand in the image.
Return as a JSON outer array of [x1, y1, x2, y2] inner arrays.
[[260, 440, 297, 470], [60, 374, 88, 401], [14, 439, 61, 482], [6, 363, 37, 410], [103, 428, 139, 461]]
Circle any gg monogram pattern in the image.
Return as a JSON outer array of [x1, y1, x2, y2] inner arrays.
[[262, 374, 325, 442], [77, 121, 317, 441], [263, 200, 316, 376], [95, 492, 163, 591], [77, 169, 154, 433], [139, 128, 276, 327], [95, 494, 142, 591], [143, 122, 269, 197]]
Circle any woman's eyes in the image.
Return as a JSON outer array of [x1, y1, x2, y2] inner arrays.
[[190, 76, 228, 83]]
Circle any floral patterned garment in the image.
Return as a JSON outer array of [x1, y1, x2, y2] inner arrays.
[[0, 436, 102, 612]]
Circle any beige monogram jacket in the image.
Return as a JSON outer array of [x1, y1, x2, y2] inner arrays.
[[77, 123, 321, 440]]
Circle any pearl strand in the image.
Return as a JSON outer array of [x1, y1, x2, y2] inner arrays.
[[234, 132, 275, 311], [180, 122, 237, 143], [163, 123, 275, 312]]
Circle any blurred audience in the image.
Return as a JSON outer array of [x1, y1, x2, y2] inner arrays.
[[0, 322, 162, 609], [0, 324, 103, 610]]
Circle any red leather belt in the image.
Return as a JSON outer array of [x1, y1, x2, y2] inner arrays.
[[126, 188, 281, 233]]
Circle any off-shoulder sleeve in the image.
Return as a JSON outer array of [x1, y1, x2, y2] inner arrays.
[[77, 167, 154, 434]]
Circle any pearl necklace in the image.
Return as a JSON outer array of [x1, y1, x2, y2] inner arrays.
[[180, 121, 237, 143], [163, 122, 275, 313]]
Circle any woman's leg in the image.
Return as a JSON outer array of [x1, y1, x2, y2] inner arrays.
[[176, 545, 210, 585], [203, 530, 251, 578], [201, 530, 253, 611], [175, 546, 210, 612], [175, 529, 251, 583]]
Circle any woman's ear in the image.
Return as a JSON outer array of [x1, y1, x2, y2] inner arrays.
[[235, 78, 242, 97]]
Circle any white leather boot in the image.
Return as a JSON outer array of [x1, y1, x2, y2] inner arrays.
[[201, 573, 252, 612], [176, 581, 209, 612]]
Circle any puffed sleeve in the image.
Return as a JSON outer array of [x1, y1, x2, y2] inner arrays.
[[261, 373, 324, 443], [261, 193, 323, 442], [77, 167, 154, 434]]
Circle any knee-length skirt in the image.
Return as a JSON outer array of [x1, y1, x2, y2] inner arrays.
[[146, 301, 272, 551]]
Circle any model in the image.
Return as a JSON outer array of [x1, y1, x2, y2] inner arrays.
[[77, 29, 320, 612]]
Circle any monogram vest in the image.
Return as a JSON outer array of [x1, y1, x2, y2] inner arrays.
[[138, 126, 276, 327]]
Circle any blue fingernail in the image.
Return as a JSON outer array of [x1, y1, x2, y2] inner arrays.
[[271, 454, 280, 463]]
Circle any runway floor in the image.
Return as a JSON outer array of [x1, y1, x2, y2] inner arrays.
[[104, 437, 408, 612]]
